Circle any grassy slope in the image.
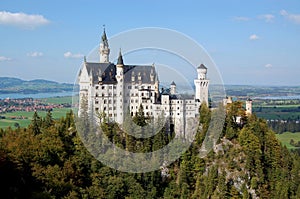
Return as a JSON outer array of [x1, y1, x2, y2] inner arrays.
[[276, 132, 300, 149]]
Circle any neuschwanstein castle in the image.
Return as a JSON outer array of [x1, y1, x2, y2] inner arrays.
[[78, 29, 209, 137]]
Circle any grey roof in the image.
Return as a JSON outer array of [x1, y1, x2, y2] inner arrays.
[[101, 29, 109, 47], [198, 64, 207, 69], [84, 62, 157, 85], [117, 50, 124, 65], [170, 81, 176, 86]]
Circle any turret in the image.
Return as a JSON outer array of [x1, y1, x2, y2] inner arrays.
[[194, 63, 209, 105], [99, 27, 110, 63], [246, 98, 252, 115], [170, 81, 176, 95], [116, 49, 124, 78], [197, 64, 207, 80]]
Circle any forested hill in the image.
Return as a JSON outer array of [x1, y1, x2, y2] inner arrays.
[[0, 102, 300, 198], [0, 77, 74, 94]]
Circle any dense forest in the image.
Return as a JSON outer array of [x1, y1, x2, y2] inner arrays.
[[0, 101, 300, 198]]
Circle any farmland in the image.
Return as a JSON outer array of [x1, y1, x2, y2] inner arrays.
[[0, 96, 72, 129]]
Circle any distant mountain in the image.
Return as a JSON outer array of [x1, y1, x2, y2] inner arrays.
[[0, 77, 75, 94]]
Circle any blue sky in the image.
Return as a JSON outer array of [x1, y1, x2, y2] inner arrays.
[[0, 0, 299, 85]]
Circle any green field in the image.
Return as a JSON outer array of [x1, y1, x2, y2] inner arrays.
[[253, 105, 300, 120], [0, 96, 76, 129], [40, 96, 73, 104], [276, 132, 300, 149], [0, 108, 71, 129]]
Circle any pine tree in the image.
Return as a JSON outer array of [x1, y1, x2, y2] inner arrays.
[[44, 110, 54, 128], [30, 111, 41, 135]]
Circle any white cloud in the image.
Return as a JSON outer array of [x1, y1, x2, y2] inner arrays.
[[249, 34, 259, 40], [0, 56, 12, 61], [259, 14, 275, 23], [0, 11, 50, 28], [27, 52, 43, 57], [280, 10, 300, 24], [64, 51, 84, 59], [234, 16, 250, 21], [265, 64, 272, 68]]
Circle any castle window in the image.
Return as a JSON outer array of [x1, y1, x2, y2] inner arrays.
[[114, 114, 117, 117], [131, 112, 133, 116], [177, 113, 180, 115], [104, 100, 107, 104], [113, 86, 116, 89], [146, 106, 148, 109], [95, 101, 99, 104], [109, 100, 111, 103], [96, 86, 99, 89], [131, 106, 133, 109], [177, 107, 179, 110], [131, 99, 133, 103], [104, 107, 107, 111], [109, 107, 112, 110], [113, 106, 116, 110], [148, 86, 151, 89], [102, 93, 104, 97], [95, 93, 98, 97], [142, 93, 144, 96], [95, 108, 99, 111], [135, 93, 138, 96], [113, 100, 116, 103], [109, 114, 112, 117], [135, 100, 138, 103], [102, 86, 105, 89], [128, 86, 132, 89]]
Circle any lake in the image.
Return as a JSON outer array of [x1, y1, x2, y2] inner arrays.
[[0, 91, 76, 99]]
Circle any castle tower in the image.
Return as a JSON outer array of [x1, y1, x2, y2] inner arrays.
[[246, 98, 252, 115], [194, 64, 209, 105], [170, 81, 176, 95], [99, 27, 110, 63], [115, 49, 124, 124]]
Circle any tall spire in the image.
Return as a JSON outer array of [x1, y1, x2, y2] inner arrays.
[[117, 48, 124, 66], [99, 25, 110, 63], [101, 25, 108, 47]]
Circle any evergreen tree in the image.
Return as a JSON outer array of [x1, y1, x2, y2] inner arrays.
[[30, 111, 41, 135]]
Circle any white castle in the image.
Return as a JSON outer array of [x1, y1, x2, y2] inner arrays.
[[78, 29, 209, 137]]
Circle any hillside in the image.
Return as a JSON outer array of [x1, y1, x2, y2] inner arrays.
[[0, 77, 74, 94], [0, 102, 300, 198]]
